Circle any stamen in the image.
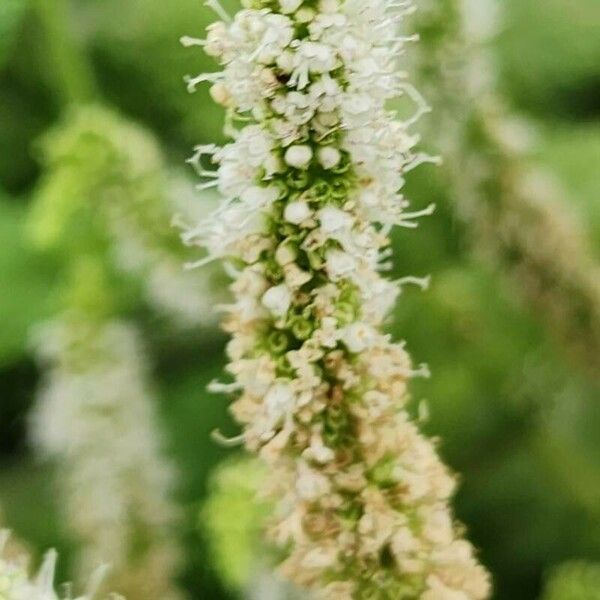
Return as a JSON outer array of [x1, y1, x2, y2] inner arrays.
[[184, 255, 217, 270], [83, 564, 110, 597], [404, 154, 443, 173], [208, 380, 242, 394], [195, 180, 219, 191], [397, 275, 431, 291], [34, 550, 58, 591], [180, 35, 207, 48], [398, 203, 437, 228], [397, 83, 432, 127], [204, 0, 231, 22], [187, 144, 220, 178], [413, 363, 431, 379], [184, 71, 224, 93], [211, 429, 245, 447]]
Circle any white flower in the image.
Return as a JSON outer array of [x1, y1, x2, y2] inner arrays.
[[289, 41, 338, 89], [275, 242, 298, 266], [420, 505, 455, 546], [303, 431, 335, 464], [240, 185, 280, 207], [272, 91, 317, 125], [265, 381, 296, 422], [216, 126, 278, 197], [262, 284, 292, 317], [423, 575, 471, 600], [300, 546, 338, 570], [283, 263, 312, 288], [339, 322, 377, 353], [296, 461, 331, 500], [318, 206, 352, 233], [325, 249, 357, 280]]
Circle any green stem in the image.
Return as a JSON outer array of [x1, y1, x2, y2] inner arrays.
[[34, 0, 97, 106]]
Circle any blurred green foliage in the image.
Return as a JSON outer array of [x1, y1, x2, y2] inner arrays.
[[0, 195, 59, 366], [499, 0, 600, 118], [536, 124, 600, 252], [0, 1, 599, 599], [202, 457, 271, 592], [542, 562, 600, 600], [0, 0, 27, 68]]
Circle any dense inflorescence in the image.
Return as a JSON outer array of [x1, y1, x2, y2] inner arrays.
[[184, 1, 491, 598], [30, 317, 182, 600]]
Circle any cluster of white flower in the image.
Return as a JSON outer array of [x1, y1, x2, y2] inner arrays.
[[184, 1, 490, 598], [30, 317, 182, 600], [0, 531, 123, 600], [32, 105, 221, 328]]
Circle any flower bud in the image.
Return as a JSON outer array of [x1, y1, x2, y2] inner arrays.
[[275, 242, 298, 266], [209, 82, 230, 106], [317, 146, 341, 170], [284, 200, 312, 224], [280, 0, 303, 13], [284, 145, 313, 169], [262, 284, 292, 317]]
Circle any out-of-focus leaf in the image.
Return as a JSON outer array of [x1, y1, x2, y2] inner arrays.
[[542, 562, 600, 600], [201, 457, 270, 592], [0, 195, 59, 366], [154, 355, 232, 599], [499, 0, 600, 117], [392, 261, 600, 597], [0, 0, 28, 67], [75, 0, 228, 147], [535, 124, 600, 253], [0, 460, 71, 578]]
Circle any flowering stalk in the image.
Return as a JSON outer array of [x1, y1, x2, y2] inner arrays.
[[413, 0, 600, 377], [184, 1, 490, 597], [0, 530, 124, 600], [30, 312, 182, 600]]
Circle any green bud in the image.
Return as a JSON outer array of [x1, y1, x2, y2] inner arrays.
[[370, 457, 397, 488], [307, 250, 324, 270], [309, 180, 332, 202], [286, 169, 311, 190], [291, 316, 314, 341], [334, 301, 355, 326], [267, 330, 289, 355], [264, 259, 283, 281], [331, 178, 350, 200], [275, 241, 298, 266]]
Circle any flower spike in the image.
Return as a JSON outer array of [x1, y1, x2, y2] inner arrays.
[[184, 1, 491, 597]]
